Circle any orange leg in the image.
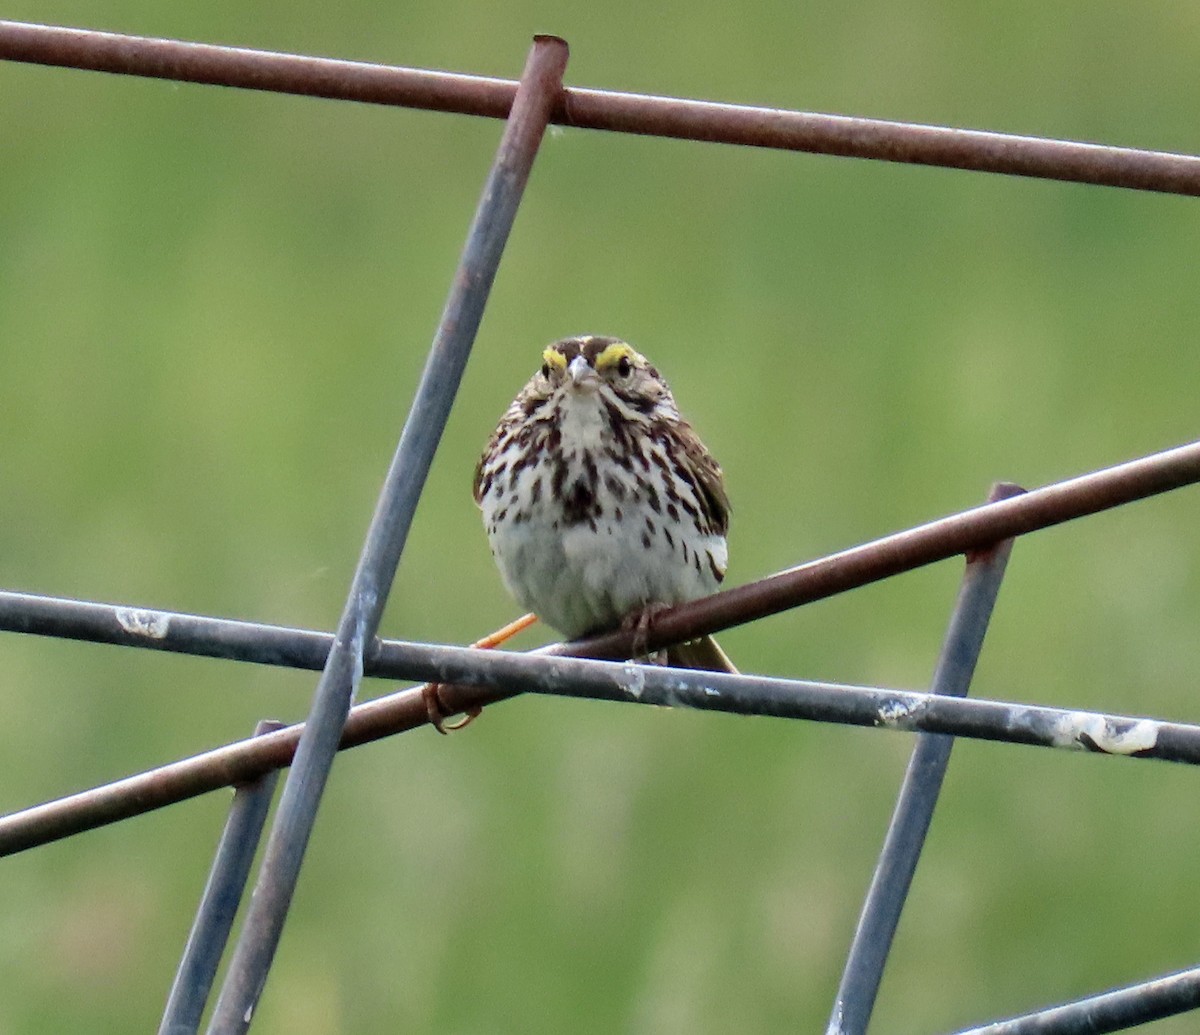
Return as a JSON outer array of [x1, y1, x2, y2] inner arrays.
[[423, 613, 538, 734]]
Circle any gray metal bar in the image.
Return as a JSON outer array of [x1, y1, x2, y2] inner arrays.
[[827, 484, 1022, 1035], [3, 20, 1200, 195], [203, 35, 568, 1034], [0, 592, 334, 669], [1, 439, 1199, 677], [950, 963, 1200, 1034], [0, 642, 1194, 858], [158, 720, 284, 1035]]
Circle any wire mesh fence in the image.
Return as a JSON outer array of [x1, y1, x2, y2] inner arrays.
[[1, 18, 1198, 1034]]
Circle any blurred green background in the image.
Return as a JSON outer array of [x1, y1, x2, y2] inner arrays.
[[2, 2, 1199, 1032]]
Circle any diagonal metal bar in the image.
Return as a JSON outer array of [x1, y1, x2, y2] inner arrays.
[[950, 962, 1200, 1034], [2, 20, 1200, 195], [158, 720, 284, 1035], [561, 437, 1200, 669], [1, 642, 1198, 858], [828, 484, 1023, 1035], [202, 36, 568, 1034], [1, 439, 1198, 682]]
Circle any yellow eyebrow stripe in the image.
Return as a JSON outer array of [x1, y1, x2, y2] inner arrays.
[[594, 342, 636, 370], [542, 347, 568, 371]]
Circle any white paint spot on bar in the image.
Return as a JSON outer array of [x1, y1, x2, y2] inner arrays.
[[114, 607, 170, 639], [621, 662, 646, 700], [1052, 712, 1159, 755], [877, 698, 919, 728]]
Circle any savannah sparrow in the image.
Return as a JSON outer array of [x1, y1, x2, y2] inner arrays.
[[474, 335, 734, 671]]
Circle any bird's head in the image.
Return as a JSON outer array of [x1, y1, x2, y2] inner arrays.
[[531, 335, 677, 419]]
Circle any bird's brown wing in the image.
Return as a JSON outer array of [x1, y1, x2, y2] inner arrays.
[[673, 420, 731, 539], [472, 402, 522, 505], [471, 452, 487, 505]]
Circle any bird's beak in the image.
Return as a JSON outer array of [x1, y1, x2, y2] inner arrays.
[[567, 355, 597, 389]]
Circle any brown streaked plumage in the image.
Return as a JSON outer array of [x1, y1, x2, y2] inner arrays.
[[475, 335, 735, 672]]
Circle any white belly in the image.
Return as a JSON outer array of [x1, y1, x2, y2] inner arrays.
[[486, 493, 726, 638], [479, 381, 727, 639]]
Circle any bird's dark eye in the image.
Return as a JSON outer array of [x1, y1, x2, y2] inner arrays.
[[541, 363, 551, 378], [616, 356, 632, 377]]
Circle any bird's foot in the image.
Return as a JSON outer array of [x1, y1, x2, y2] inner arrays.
[[422, 683, 479, 735], [622, 603, 674, 664], [424, 612, 538, 735]]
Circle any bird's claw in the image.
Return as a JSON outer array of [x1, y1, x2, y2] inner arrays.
[[422, 612, 537, 735], [423, 683, 480, 735]]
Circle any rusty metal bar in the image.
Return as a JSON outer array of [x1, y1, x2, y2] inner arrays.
[[2, 20, 1200, 195], [158, 720, 284, 1035], [546, 437, 1200, 674], [1, 641, 1197, 858], [202, 36, 569, 1034], [0, 20, 514, 115], [828, 484, 1022, 1035]]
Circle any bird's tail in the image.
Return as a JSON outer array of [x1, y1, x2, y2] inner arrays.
[[664, 633, 738, 674]]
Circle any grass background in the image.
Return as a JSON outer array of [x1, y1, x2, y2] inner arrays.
[[1, 2, 1198, 1032]]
